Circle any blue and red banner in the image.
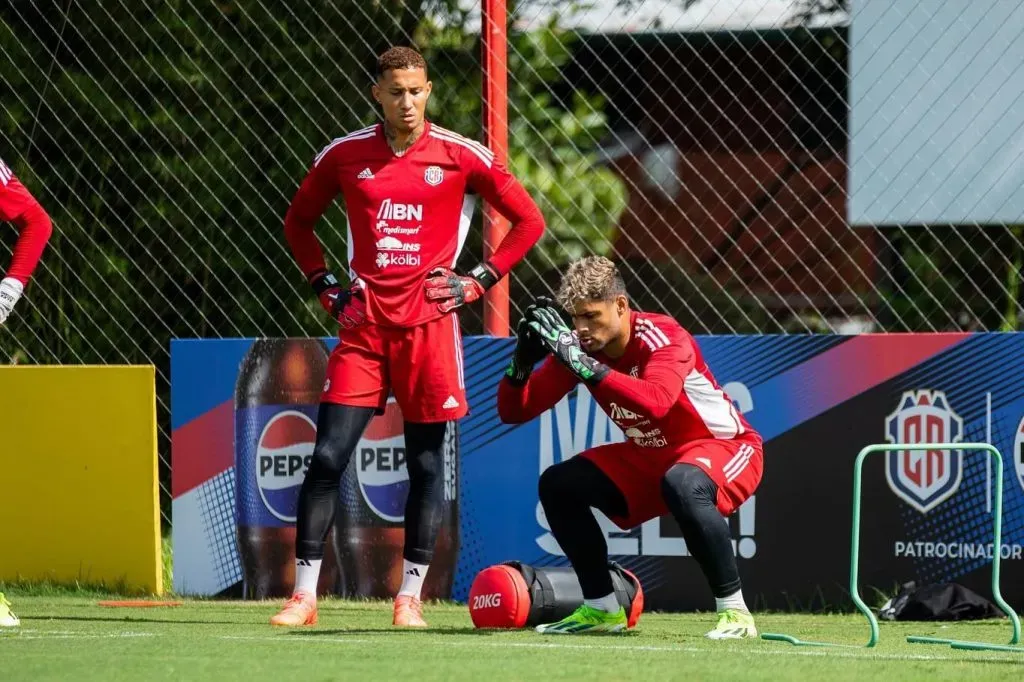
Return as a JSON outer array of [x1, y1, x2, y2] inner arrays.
[[172, 333, 1024, 610]]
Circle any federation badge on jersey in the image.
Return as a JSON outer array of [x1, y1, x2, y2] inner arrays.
[[424, 165, 444, 186], [884, 389, 963, 514]]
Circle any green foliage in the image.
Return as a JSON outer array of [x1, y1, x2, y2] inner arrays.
[[0, 2, 627, 525], [420, 12, 626, 304]]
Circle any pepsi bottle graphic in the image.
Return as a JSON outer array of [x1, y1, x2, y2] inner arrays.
[[334, 399, 460, 599], [235, 338, 339, 598]]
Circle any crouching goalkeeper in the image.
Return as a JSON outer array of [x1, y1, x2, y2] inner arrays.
[[497, 256, 763, 638]]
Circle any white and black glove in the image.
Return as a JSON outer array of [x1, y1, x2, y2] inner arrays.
[[0, 278, 24, 325]]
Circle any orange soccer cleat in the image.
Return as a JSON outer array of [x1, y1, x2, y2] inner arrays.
[[270, 591, 318, 627], [393, 595, 428, 628]]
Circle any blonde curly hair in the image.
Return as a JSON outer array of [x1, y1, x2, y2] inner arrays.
[[556, 256, 627, 312]]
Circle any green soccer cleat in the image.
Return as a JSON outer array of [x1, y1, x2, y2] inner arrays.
[[705, 609, 757, 640], [535, 605, 628, 634], [0, 593, 20, 628]]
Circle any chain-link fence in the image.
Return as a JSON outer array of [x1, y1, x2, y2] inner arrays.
[[2, 0, 1022, 527]]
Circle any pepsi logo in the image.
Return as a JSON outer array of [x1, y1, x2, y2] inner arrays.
[[356, 400, 408, 523], [256, 410, 317, 522]]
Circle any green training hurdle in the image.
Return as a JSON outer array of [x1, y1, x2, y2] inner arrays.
[[762, 442, 1021, 650]]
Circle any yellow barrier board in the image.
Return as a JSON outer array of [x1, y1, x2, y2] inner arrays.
[[0, 365, 161, 594]]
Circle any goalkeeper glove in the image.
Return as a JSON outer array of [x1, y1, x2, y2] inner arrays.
[[424, 262, 500, 314], [0, 278, 24, 325], [528, 306, 609, 384], [505, 299, 554, 384], [309, 270, 367, 330]]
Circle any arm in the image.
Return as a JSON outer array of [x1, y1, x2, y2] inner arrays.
[[283, 148, 365, 328], [424, 150, 545, 313], [590, 344, 693, 420], [0, 169, 53, 285], [497, 356, 579, 424], [0, 165, 54, 324], [282, 149, 341, 280], [529, 307, 694, 420], [467, 156, 545, 278]]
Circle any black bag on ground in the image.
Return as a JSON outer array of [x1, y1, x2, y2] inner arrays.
[[468, 560, 644, 629], [878, 582, 1002, 621]]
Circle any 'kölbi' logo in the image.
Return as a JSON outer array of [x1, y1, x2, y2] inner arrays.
[[884, 389, 963, 514]]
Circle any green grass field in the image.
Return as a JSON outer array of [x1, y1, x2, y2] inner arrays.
[[2, 594, 1023, 681]]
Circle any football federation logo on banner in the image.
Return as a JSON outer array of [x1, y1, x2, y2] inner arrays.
[[424, 165, 444, 186], [884, 390, 963, 514], [1014, 416, 1024, 495]]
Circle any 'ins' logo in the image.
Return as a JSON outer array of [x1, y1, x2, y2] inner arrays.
[[884, 389, 963, 514], [256, 411, 317, 522], [356, 400, 409, 522]]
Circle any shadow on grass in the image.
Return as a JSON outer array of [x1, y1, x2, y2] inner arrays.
[[21, 615, 245, 625], [292, 627, 642, 638], [293, 626, 496, 636]]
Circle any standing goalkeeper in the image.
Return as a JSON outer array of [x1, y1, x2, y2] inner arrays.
[[0, 156, 53, 628], [273, 47, 545, 628], [499, 257, 762, 638], [0, 157, 51, 329]]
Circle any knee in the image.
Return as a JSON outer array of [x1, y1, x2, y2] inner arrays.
[[538, 463, 574, 506], [403, 421, 446, 483], [661, 464, 717, 514], [406, 449, 441, 484], [309, 436, 349, 479]]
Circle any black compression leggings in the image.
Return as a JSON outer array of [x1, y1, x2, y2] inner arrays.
[[295, 403, 448, 565], [539, 458, 741, 599]]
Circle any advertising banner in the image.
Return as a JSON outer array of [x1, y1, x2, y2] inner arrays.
[[172, 333, 1024, 611]]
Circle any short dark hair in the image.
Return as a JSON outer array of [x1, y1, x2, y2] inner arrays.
[[376, 46, 428, 79]]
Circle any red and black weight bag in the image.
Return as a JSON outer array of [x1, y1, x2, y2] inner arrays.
[[468, 560, 643, 629]]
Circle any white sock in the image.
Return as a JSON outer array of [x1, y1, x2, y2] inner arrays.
[[398, 560, 429, 599], [715, 589, 749, 614], [584, 592, 620, 613], [294, 559, 322, 598]]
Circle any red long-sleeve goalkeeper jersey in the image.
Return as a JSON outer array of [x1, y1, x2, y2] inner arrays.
[[498, 311, 760, 449], [0, 158, 52, 284], [284, 121, 545, 327]]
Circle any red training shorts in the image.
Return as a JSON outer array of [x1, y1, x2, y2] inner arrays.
[[579, 436, 763, 529], [321, 313, 467, 423]]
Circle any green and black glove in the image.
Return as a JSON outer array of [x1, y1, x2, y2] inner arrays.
[[527, 306, 609, 384]]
